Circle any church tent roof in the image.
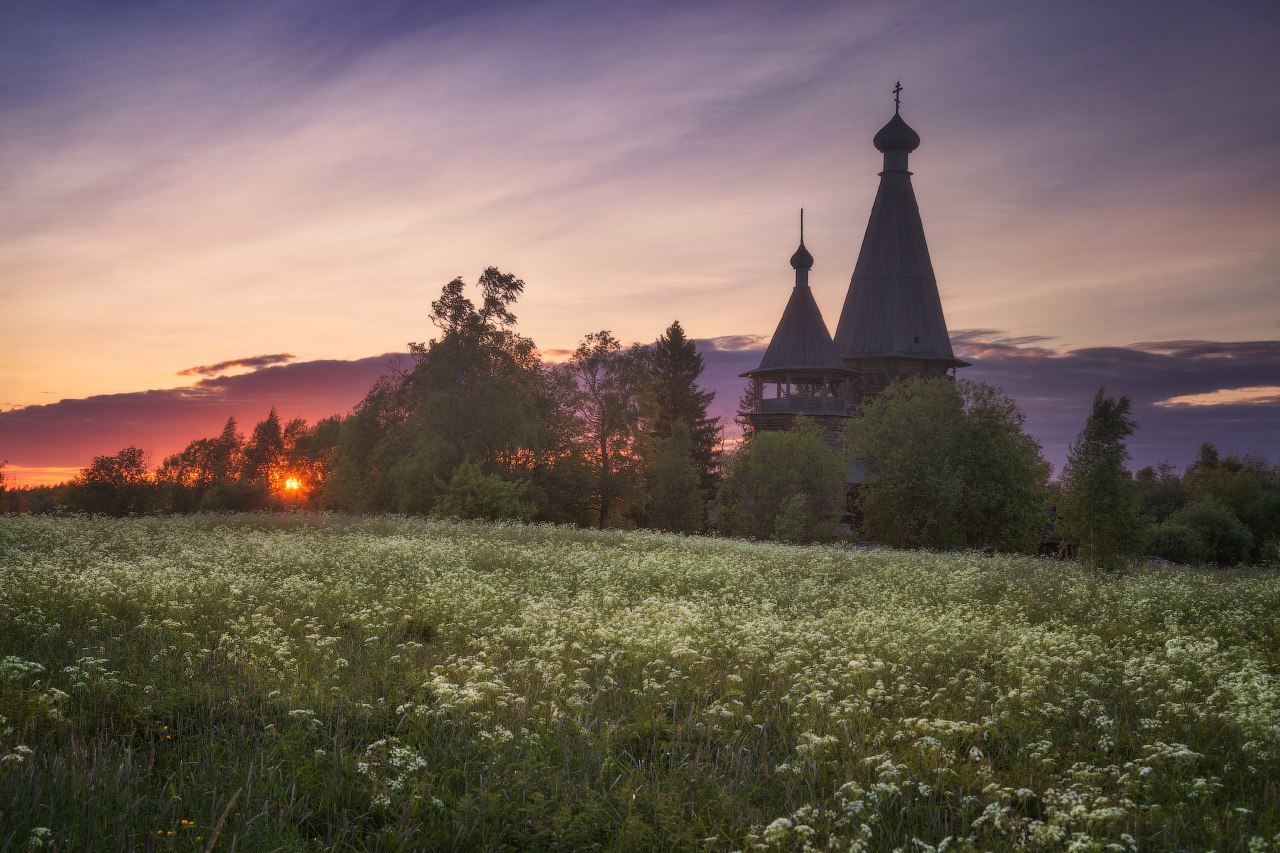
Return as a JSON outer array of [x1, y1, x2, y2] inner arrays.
[[750, 277, 845, 375], [833, 109, 968, 367]]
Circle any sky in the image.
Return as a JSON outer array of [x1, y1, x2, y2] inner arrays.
[[2, 0, 1278, 485]]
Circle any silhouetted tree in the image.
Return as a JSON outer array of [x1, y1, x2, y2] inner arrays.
[[155, 416, 246, 511], [284, 415, 341, 501], [1056, 388, 1147, 569], [68, 446, 157, 516], [734, 381, 762, 439], [239, 407, 286, 503]]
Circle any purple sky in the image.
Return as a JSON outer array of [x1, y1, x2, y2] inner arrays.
[[2, 0, 1278, 484]]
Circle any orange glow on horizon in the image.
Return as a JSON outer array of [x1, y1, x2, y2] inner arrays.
[[283, 476, 302, 492]]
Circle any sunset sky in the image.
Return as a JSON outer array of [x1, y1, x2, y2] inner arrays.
[[3, 0, 1278, 485]]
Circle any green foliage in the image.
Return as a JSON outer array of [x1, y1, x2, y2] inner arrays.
[[1147, 522, 1207, 565], [846, 378, 1049, 552], [642, 421, 704, 533], [1162, 501, 1254, 566], [3, 514, 1279, 850], [847, 379, 963, 548], [433, 459, 535, 522], [712, 418, 845, 543], [635, 321, 721, 489], [325, 269, 579, 520], [322, 376, 408, 512], [563, 331, 644, 529], [1135, 461, 1187, 523], [1184, 444, 1280, 563], [1056, 388, 1148, 569], [954, 381, 1052, 552]]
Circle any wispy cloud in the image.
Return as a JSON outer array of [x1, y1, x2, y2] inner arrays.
[[1155, 386, 1280, 408], [702, 334, 770, 352], [177, 353, 295, 376], [2, 1, 1277, 413]]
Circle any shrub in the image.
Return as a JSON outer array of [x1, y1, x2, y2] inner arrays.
[[712, 419, 844, 543], [1165, 501, 1254, 567], [1148, 521, 1206, 565], [433, 459, 535, 522]]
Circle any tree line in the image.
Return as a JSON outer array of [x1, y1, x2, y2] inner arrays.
[[3, 270, 720, 531], [3, 268, 1275, 567]]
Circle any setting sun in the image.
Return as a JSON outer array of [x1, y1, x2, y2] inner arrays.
[[284, 477, 301, 491]]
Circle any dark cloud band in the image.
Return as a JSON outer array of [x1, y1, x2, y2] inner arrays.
[[2, 336, 1276, 484], [177, 353, 296, 376]]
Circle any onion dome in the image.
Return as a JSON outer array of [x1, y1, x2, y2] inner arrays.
[[789, 241, 814, 271], [873, 112, 920, 153]]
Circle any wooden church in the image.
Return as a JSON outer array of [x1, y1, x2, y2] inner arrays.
[[743, 86, 968, 443]]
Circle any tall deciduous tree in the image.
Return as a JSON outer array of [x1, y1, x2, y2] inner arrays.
[[712, 418, 845, 543], [564, 331, 644, 529], [1056, 387, 1147, 569], [241, 407, 285, 494], [846, 378, 1048, 552], [326, 268, 579, 520], [953, 381, 1052, 552]]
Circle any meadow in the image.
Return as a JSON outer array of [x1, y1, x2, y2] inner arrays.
[[2, 515, 1278, 851]]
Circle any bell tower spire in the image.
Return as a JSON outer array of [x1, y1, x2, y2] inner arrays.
[[741, 211, 852, 440], [789, 208, 814, 286], [833, 88, 967, 403]]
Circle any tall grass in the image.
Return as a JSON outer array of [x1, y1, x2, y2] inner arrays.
[[1, 514, 1278, 850]]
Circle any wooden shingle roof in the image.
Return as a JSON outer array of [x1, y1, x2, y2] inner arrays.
[[751, 265, 844, 375], [834, 113, 968, 367]]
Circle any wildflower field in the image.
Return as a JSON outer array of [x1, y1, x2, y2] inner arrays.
[[2, 515, 1279, 851]]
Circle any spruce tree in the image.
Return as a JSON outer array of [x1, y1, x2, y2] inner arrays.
[[638, 321, 720, 488], [1056, 387, 1147, 569]]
